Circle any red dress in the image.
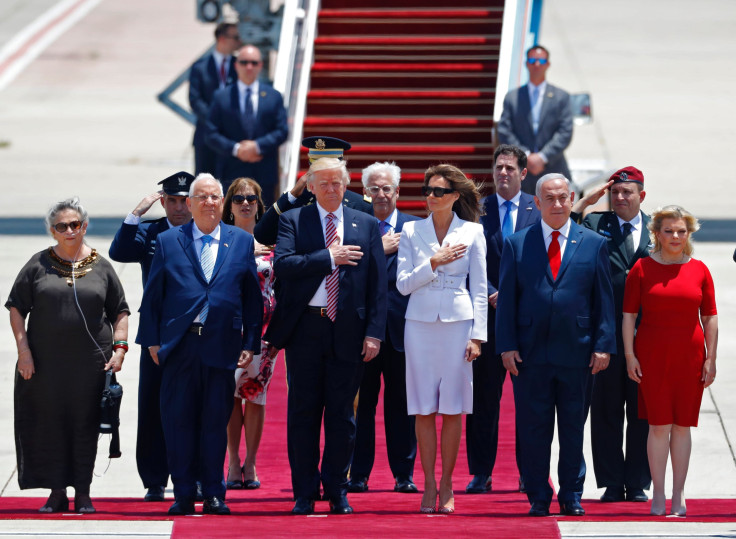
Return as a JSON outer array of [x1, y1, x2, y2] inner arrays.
[[623, 257, 716, 427]]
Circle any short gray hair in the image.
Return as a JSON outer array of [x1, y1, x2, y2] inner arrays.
[[189, 173, 224, 196], [535, 173, 570, 197], [45, 197, 88, 233], [361, 161, 401, 188]]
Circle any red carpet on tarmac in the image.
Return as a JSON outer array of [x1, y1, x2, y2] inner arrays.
[[3, 353, 736, 537]]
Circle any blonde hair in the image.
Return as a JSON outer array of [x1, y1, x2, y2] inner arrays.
[[648, 205, 699, 256]]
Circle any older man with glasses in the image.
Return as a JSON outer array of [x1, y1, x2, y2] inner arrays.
[[347, 162, 420, 495]]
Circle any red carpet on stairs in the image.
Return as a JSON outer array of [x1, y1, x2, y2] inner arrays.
[[3, 351, 735, 536], [303, 1, 503, 214]]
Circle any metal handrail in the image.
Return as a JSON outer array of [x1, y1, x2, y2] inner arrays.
[[274, 0, 319, 192]]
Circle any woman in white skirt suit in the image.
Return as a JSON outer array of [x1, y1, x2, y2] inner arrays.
[[397, 164, 487, 514]]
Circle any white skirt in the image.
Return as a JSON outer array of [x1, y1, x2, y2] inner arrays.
[[404, 318, 473, 415]]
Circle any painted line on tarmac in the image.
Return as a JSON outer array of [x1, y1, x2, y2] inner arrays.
[[0, 0, 103, 92]]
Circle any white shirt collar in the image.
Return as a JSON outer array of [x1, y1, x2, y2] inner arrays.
[[192, 222, 221, 242], [541, 217, 571, 240], [316, 203, 344, 224], [528, 80, 547, 95], [617, 211, 642, 231], [237, 79, 259, 94], [496, 191, 521, 209]]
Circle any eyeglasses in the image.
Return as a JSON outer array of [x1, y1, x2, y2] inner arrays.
[[232, 194, 258, 205], [421, 186, 455, 198], [526, 58, 548, 66], [53, 220, 82, 232], [237, 60, 261, 66], [365, 185, 395, 196], [190, 194, 223, 203]]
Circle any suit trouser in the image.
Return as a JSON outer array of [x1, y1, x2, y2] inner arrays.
[[590, 353, 651, 490], [285, 311, 364, 500], [136, 348, 169, 488], [194, 142, 217, 176], [160, 332, 235, 501], [466, 338, 522, 477], [513, 363, 589, 505], [351, 332, 417, 481]]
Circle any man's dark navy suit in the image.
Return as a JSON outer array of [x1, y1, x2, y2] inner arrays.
[[205, 82, 288, 204], [583, 211, 652, 492], [189, 54, 236, 175], [496, 220, 615, 507], [350, 211, 418, 484], [264, 203, 387, 500], [109, 217, 170, 490], [466, 193, 540, 479], [137, 221, 262, 502]]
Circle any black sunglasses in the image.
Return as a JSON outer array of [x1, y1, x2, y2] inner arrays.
[[237, 60, 260, 66], [421, 186, 455, 198], [53, 220, 82, 232], [232, 194, 258, 205]]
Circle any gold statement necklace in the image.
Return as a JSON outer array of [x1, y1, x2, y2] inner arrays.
[[48, 247, 100, 286]]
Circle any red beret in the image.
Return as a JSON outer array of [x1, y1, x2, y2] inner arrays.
[[610, 166, 644, 185]]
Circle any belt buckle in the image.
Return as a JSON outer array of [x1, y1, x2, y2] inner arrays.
[[191, 325, 203, 335], [319, 307, 327, 317], [430, 275, 443, 289]]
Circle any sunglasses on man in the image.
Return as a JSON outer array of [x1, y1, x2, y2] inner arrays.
[[526, 58, 548, 66], [237, 60, 261, 66]]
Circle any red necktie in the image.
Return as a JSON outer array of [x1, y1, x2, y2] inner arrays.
[[548, 230, 561, 280], [325, 213, 339, 322]]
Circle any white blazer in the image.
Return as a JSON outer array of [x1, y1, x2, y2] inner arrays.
[[396, 213, 488, 341]]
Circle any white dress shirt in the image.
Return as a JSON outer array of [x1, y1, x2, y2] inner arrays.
[[617, 211, 642, 252], [541, 218, 571, 260], [309, 204, 344, 307]]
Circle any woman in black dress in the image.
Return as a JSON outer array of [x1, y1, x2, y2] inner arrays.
[[6, 197, 130, 513]]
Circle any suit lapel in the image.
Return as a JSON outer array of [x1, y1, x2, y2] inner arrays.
[[516, 193, 537, 231], [414, 215, 440, 252], [178, 222, 205, 282], [555, 221, 582, 282], [634, 212, 651, 259], [340, 208, 360, 282], [211, 225, 233, 280]]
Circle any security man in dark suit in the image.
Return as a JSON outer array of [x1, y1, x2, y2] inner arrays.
[[253, 136, 373, 246], [466, 145, 540, 494], [571, 166, 652, 503], [264, 157, 387, 515], [347, 162, 418, 495], [189, 23, 240, 175], [109, 171, 194, 502]]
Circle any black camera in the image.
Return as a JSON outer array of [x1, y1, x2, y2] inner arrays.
[[100, 370, 123, 458]]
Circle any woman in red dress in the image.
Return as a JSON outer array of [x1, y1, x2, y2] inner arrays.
[[622, 206, 717, 517]]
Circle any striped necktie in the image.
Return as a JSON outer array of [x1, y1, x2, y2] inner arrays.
[[325, 213, 339, 322], [199, 235, 214, 322]]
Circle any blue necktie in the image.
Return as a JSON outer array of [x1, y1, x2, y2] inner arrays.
[[244, 87, 254, 139], [501, 200, 514, 239], [379, 220, 390, 236], [199, 235, 214, 323]]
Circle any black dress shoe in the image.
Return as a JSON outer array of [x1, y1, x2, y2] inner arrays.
[[195, 482, 204, 502], [559, 500, 585, 516], [291, 497, 315, 515], [74, 495, 96, 514], [625, 488, 649, 502], [465, 474, 491, 494], [529, 502, 550, 517], [519, 477, 526, 493], [144, 486, 166, 502], [394, 477, 419, 493], [346, 477, 369, 493], [203, 496, 231, 515], [168, 499, 195, 516], [329, 495, 354, 514], [600, 486, 625, 503]]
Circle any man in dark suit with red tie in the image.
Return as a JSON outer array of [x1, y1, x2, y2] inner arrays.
[[189, 23, 241, 175], [496, 174, 615, 517], [466, 145, 540, 494], [264, 157, 387, 515], [205, 44, 288, 204]]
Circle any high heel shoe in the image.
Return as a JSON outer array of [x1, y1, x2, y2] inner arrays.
[[39, 489, 69, 513], [438, 487, 455, 514], [241, 465, 261, 489], [74, 494, 96, 514], [226, 466, 244, 489], [420, 487, 437, 514]]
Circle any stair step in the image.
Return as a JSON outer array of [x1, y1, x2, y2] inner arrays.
[[308, 101, 492, 116], [320, 0, 504, 8], [311, 61, 497, 73], [318, 20, 502, 36], [303, 126, 490, 144], [315, 36, 500, 46], [318, 9, 502, 18], [310, 71, 496, 90]]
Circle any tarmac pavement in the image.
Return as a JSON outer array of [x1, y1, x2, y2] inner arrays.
[[0, 0, 734, 537]]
